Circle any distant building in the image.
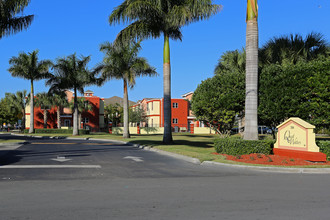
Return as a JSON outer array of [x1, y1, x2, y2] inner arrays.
[[131, 92, 202, 132], [25, 90, 105, 132], [103, 96, 136, 107]]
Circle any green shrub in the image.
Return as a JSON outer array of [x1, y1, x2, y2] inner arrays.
[[317, 141, 330, 160], [214, 137, 274, 156], [24, 128, 89, 135]]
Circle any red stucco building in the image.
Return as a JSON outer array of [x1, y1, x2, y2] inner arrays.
[[25, 90, 105, 132], [132, 94, 198, 132]]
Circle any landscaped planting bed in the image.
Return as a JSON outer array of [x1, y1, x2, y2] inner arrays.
[[212, 152, 330, 166]]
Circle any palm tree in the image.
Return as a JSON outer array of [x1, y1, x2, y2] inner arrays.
[[109, 0, 221, 144], [104, 103, 122, 128], [50, 92, 69, 129], [99, 41, 157, 138], [5, 90, 29, 130], [244, 0, 259, 140], [47, 54, 98, 135], [215, 50, 246, 75], [0, 0, 34, 39], [8, 50, 52, 133], [68, 98, 93, 130], [259, 32, 330, 65], [35, 92, 53, 128]]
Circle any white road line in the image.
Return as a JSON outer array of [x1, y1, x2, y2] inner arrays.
[[0, 165, 101, 169]]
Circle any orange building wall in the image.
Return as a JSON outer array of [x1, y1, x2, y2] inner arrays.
[[161, 99, 188, 128], [81, 96, 100, 131], [31, 107, 58, 129], [26, 93, 103, 131]]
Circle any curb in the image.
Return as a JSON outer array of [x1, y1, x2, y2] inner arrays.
[[10, 133, 128, 145], [201, 161, 330, 174], [7, 133, 330, 174], [134, 144, 330, 174], [134, 144, 201, 164]]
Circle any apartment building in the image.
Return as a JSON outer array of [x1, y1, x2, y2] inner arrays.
[[132, 95, 193, 132], [25, 90, 105, 131]]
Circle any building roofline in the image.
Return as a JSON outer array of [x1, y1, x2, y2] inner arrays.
[[181, 91, 194, 98]]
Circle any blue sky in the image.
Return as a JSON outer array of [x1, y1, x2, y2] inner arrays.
[[0, 0, 329, 101]]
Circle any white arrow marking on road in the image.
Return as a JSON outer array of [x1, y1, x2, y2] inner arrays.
[[51, 156, 72, 162], [123, 156, 144, 162]]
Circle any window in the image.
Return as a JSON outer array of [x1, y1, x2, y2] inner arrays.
[[151, 102, 153, 111], [172, 118, 178, 124], [83, 118, 89, 123], [64, 119, 71, 127], [173, 103, 178, 108]]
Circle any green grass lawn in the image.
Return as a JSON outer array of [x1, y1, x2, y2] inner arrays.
[[0, 139, 24, 144]]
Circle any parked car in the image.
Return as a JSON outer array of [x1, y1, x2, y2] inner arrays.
[[258, 126, 272, 134]]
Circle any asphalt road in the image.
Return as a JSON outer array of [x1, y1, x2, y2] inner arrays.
[[0, 133, 329, 220]]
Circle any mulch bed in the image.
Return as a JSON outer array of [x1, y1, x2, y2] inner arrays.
[[212, 152, 330, 166]]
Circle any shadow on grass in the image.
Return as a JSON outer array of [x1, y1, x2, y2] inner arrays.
[[127, 137, 214, 149], [172, 139, 214, 148]]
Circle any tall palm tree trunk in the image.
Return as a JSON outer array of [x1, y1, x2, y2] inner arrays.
[[22, 109, 26, 130], [73, 88, 79, 135], [42, 109, 46, 128], [123, 79, 130, 138], [163, 34, 173, 144], [43, 109, 48, 128], [57, 107, 61, 129], [244, 0, 258, 140], [29, 80, 34, 133]]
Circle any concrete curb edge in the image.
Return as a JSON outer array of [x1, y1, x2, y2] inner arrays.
[[7, 133, 330, 174]]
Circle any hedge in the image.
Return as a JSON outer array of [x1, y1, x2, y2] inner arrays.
[[317, 141, 330, 160], [24, 129, 89, 135], [214, 138, 274, 156]]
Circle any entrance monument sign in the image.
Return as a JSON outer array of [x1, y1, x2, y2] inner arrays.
[[274, 117, 326, 162]]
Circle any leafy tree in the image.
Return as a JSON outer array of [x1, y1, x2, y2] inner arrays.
[[0, 0, 34, 39], [109, 0, 221, 144], [129, 107, 146, 126], [8, 50, 52, 133], [98, 41, 157, 138], [245, 0, 259, 140], [193, 50, 245, 135], [34, 92, 53, 128], [192, 72, 244, 136], [259, 58, 330, 137], [104, 103, 123, 127], [5, 90, 29, 129], [0, 97, 18, 127], [47, 54, 99, 135]]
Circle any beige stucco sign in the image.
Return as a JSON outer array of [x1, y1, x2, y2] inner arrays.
[[273, 117, 326, 162], [274, 117, 319, 152]]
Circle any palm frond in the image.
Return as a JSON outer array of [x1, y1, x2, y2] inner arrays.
[[0, 0, 34, 38], [115, 20, 162, 44]]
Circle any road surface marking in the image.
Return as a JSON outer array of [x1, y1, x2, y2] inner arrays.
[[51, 156, 72, 162], [123, 156, 144, 162]]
